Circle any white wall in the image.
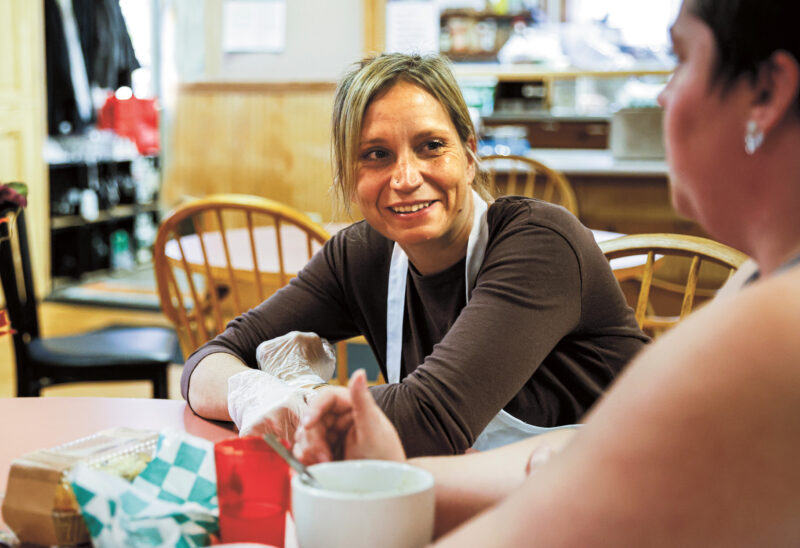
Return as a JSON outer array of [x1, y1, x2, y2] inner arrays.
[[207, 0, 364, 82]]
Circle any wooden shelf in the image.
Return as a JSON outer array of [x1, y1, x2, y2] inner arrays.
[[440, 9, 530, 20], [454, 64, 673, 81], [439, 9, 532, 64], [48, 154, 158, 167], [50, 203, 159, 230], [446, 51, 502, 63]]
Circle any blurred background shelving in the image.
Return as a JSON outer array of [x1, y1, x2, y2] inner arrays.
[[2, 0, 685, 298]]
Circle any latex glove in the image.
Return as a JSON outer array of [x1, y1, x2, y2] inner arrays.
[[293, 370, 406, 465], [227, 369, 312, 441], [256, 331, 335, 388]]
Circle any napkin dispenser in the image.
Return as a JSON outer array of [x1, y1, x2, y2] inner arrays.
[[610, 107, 665, 160], [1, 427, 157, 546]]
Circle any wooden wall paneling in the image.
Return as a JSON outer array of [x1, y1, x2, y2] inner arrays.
[[163, 83, 347, 222], [363, 0, 386, 55], [569, 174, 704, 236], [0, 123, 23, 177]]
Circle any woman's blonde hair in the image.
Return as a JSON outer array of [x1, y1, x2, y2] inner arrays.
[[331, 53, 489, 214]]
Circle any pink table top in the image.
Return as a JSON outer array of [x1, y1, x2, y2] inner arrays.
[[0, 398, 234, 527], [165, 222, 349, 274], [0, 398, 301, 546], [165, 224, 637, 276]]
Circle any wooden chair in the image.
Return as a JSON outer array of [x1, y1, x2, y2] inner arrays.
[[0, 206, 179, 397], [153, 194, 374, 385], [599, 233, 748, 337], [480, 154, 579, 216]]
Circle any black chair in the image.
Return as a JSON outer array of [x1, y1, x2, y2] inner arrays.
[[0, 206, 180, 397]]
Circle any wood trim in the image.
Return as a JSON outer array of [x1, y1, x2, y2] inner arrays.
[[600, 233, 749, 268], [179, 81, 337, 94], [363, 0, 386, 55], [453, 66, 673, 81]]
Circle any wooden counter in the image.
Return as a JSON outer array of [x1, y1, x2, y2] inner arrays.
[[525, 148, 703, 236], [527, 148, 667, 177]]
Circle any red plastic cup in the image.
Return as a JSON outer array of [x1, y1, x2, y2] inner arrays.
[[214, 436, 290, 547]]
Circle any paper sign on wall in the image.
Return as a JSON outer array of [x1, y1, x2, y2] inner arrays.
[[222, 0, 286, 53], [386, 0, 439, 55]]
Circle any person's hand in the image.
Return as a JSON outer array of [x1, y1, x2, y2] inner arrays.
[[293, 370, 406, 465], [227, 369, 312, 442], [256, 331, 335, 388]]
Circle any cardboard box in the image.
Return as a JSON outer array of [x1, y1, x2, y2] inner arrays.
[[610, 107, 665, 160], [2, 427, 157, 546]]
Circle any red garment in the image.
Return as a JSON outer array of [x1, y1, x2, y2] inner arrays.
[[98, 93, 159, 155]]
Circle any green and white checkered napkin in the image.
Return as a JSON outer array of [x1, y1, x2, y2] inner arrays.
[[68, 429, 219, 548]]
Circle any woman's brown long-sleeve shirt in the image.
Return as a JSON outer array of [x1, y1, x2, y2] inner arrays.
[[182, 197, 648, 457]]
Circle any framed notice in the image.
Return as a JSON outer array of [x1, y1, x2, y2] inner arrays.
[[386, 0, 439, 55], [222, 0, 286, 53]]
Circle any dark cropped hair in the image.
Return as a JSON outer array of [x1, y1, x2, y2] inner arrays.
[[690, 0, 800, 109]]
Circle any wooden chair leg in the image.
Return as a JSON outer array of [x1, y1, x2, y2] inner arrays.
[[16, 372, 28, 397], [17, 377, 37, 397], [153, 369, 169, 399], [16, 362, 41, 397], [335, 340, 349, 386]]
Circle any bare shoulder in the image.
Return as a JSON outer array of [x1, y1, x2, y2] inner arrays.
[[660, 263, 800, 382], [501, 265, 800, 547], [616, 263, 800, 381]]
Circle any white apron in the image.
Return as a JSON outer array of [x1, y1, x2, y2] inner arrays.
[[385, 190, 578, 451]]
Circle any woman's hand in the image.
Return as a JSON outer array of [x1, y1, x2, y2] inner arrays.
[[293, 370, 406, 465], [227, 369, 311, 442], [256, 331, 335, 385]]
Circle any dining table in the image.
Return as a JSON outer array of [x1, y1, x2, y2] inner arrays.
[[0, 397, 299, 547], [163, 222, 349, 287]]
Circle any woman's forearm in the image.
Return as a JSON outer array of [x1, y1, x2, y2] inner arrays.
[[411, 428, 576, 538], [186, 352, 251, 420]]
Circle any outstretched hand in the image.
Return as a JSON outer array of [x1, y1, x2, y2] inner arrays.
[[227, 369, 311, 442], [293, 369, 406, 465]]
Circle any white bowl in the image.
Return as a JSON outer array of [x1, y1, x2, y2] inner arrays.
[[291, 460, 435, 548]]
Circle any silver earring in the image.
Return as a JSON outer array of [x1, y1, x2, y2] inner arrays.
[[744, 120, 764, 155]]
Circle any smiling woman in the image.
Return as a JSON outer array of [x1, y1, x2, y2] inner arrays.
[[181, 53, 648, 458], [354, 81, 475, 275]]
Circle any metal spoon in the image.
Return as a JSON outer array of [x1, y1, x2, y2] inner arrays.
[[262, 433, 322, 489]]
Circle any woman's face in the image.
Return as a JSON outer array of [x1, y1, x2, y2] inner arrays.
[[354, 81, 475, 267], [658, 2, 755, 236]]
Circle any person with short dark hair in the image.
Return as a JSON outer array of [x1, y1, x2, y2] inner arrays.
[[295, 0, 800, 543]]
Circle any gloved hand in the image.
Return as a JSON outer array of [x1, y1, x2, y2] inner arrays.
[[256, 331, 335, 388], [227, 332, 336, 442], [293, 369, 406, 465], [227, 369, 312, 441]]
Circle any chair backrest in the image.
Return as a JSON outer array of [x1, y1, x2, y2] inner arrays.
[[479, 154, 579, 216], [0, 208, 42, 394], [599, 233, 749, 337], [153, 194, 331, 357]]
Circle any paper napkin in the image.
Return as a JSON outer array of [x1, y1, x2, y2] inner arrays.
[[68, 429, 219, 548]]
